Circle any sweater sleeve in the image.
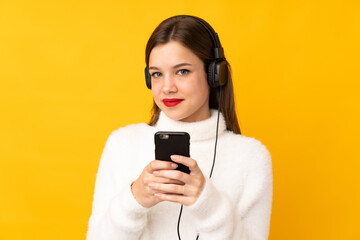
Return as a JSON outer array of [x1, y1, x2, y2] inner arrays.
[[187, 177, 235, 239], [187, 144, 273, 240], [86, 131, 150, 240]]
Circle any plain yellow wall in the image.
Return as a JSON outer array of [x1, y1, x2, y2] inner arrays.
[[1, 0, 359, 239]]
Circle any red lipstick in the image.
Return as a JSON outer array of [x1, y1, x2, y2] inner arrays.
[[162, 98, 183, 107]]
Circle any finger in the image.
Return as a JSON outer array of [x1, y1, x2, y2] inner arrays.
[[143, 180, 170, 195], [149, 179, 200, 197], [153, 169, 190, 183], [170, 155, 201, 175], [144, 176, 184, 185], [146, 160, 178, 173], [149, 182, 186, 195], [154, 193, 195, 206]]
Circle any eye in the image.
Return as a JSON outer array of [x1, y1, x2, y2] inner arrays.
[[151, 72, 162, 78], [177, 69, 190, 76]]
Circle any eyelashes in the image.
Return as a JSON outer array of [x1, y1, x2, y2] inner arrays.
[[151, 69, 190, 78], [151, 72, 162, 78], [178, 69, 189, 75]]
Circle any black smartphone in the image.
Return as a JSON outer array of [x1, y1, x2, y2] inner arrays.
[[154, 131, 190, 174]]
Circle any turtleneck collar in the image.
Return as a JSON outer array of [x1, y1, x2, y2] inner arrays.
[[154, 109, 227, 142]]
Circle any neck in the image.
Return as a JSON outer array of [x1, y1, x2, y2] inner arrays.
[[154, 110, 226, 142]]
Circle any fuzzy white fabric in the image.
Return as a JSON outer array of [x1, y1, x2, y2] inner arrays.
[[87, 110, 272, 240]]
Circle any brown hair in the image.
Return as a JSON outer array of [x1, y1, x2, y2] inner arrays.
[[146, 15, 241, 134]]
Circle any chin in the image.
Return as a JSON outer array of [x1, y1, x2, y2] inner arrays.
[[162, 110, 188, 122]]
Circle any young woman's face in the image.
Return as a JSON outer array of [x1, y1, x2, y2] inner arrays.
[[149, 41, 210, 122]]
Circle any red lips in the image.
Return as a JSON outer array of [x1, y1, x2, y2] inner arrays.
[[162, 98, 183, 107]]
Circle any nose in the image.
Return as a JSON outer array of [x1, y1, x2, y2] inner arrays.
[[161, 74, 177, 94]]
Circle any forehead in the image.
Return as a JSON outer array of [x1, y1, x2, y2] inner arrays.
[[149, 41, 202, 67]]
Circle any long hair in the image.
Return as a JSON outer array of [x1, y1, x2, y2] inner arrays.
[[145, 15, 241, 134]]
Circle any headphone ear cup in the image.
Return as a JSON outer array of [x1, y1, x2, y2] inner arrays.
[[208, 59, 228, 88], [217, 60, 228, 87], [207, 61, 217, 88], [145, 67, 152, 89]]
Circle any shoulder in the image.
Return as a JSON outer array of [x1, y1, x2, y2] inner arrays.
[[222, 131, 269, 154], [98, 122, 154, 165], [111, 122, 151, 134], [221, 131, 271, 168], [105, 122, 154, 146]]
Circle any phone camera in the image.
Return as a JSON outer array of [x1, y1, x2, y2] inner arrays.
[[159, 134, 169, 140]]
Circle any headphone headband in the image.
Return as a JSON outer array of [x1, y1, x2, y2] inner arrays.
[[179, 15, 225, 59]]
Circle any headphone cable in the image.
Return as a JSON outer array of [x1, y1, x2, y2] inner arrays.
[[209, 86, 222, 179], [177, 205, 184, 239], [177, 86, 222, 240]]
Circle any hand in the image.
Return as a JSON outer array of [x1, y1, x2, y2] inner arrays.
[[131, 160, 183, 208], [149, 155, 205, 206]]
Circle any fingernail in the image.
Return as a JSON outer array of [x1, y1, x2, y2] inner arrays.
[[154, 193, 161, 197], [171, 155, 179, 160], [149, 182, 155, 187], [153, 171, 159, 175], [171, 163, 178, 168]]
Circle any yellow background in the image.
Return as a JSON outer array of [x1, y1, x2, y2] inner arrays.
[[1, 0, 359, 239]]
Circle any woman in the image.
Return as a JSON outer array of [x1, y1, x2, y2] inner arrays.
[[87, 15, 272, 240]]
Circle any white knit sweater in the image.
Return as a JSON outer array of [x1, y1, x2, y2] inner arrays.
[[87, 110, 272, 240]]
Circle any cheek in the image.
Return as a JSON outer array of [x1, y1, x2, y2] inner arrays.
[[151, 86, 161, 103], [197, 87, 210, 103], [183, 73, 208, 94], [189, 76, 209, 99], [181, 84, 209, 105]]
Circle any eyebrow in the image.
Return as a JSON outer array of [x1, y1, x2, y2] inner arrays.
[[149, 63, 192, 70]]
